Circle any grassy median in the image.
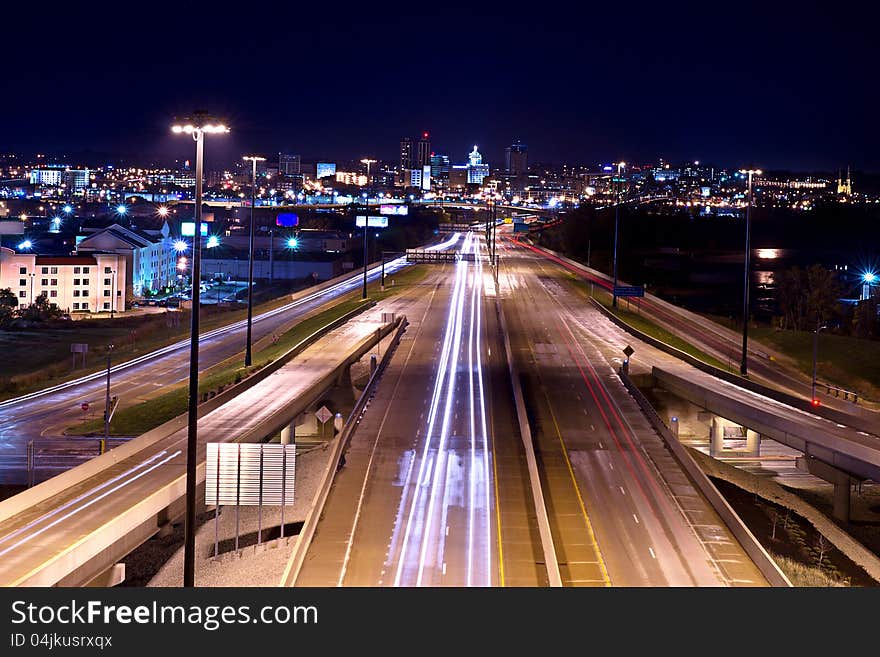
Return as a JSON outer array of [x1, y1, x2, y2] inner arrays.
[[565, 275, 733, 372], [66, 266, 427, 437]]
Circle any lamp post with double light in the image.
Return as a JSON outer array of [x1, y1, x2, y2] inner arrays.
[[242, 155, 265, 367], [171, 112, 228, 588], [739, 168, 762, 376], [612, 161, 626, 308]]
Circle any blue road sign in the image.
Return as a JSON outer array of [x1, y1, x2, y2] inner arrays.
[[614, 285, 644, 298]]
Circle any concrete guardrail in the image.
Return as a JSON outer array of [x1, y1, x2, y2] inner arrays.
[[280, 315, 408, 587], [617, 364, 792, 587], [495, 295, 563, 587]]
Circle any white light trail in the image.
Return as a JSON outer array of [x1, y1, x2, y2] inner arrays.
[[414, 232, 469, 585], [393, 232, 471, 586], [0, 450, 181, 559], [0, 450, 174, 550]]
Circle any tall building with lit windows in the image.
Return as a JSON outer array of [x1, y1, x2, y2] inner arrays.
[[399, 137, 414, 170], [279, 153, 301, 175], [416, 132, 431, 169], [505, 141, 528, 175]]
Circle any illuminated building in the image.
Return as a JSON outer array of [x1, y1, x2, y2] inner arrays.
[[505, 142, 528, 174], [467, 145, 489, 184], [0, 247, 126, 314], [400, 137, 414, 170], [416, 132, 431, 169], [279, 153, 301, 175]]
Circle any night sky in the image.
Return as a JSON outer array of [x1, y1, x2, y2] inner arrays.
[[3, 1, 878, 171]]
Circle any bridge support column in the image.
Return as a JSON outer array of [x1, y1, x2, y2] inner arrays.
[[336, 363, 352, 388], [280, 421, 295, 446], [744, 429, 761, 458], [84, 563, 125, 587], [709, 416, 725, 457], [796, 456, 855, 523]]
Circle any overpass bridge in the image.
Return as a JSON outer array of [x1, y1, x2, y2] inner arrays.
[[0, 308, 403, 587], [652, 366, 880, 522]]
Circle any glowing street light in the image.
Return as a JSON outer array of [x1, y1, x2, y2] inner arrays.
[[738, 168, 762, 376], [18, 239, 33, 250], [206, 235, 220, 249], [157, 205, 170, 218], [242, 155, 266, 369], [171, 111, 228, 588], [173, 239, 189, 253], [62, 205, 73, 214], [116, 204, 128, 216], [286, 237, 299, 249], [863, 272, 877, 284]]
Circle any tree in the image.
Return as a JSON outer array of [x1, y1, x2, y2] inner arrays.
[[852, 298, 878, 339], [0, 288, 17, 329], [776, 265, 841, 330], [18, 293, 64, 323], [815, 534, 830, 569]]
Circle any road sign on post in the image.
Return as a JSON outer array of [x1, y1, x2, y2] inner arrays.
[[81, 402, 89, 412], [316, 405, 333, 424], [613, 286, 644, 298]]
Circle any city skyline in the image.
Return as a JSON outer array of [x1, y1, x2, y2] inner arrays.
[[2, 4, 877, 172]]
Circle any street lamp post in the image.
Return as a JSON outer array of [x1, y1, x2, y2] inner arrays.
[[739, 168, 762, 376], [171, 112, 228, 588], [361, 202, 369, 300], [242, 155, 265, 367], [104, 343, 114, 440], [612, 161, 625, 308], [811, 318, 827, 405], [110, 269, 116, 319]]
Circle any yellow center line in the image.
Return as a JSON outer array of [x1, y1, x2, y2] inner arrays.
[[542, 387, 611, 586], [490, 426, 505, 587]]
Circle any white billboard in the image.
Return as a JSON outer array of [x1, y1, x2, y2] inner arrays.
[[356, 215, 389, 228]]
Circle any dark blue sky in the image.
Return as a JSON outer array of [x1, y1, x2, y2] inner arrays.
[[3, 1, 877, 171]]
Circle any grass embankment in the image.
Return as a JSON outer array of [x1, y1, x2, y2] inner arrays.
[[750, 327, 880, 401], [66, 266, 427, 437], [0, 281, 318, 401], [566, 276, 732, 371]]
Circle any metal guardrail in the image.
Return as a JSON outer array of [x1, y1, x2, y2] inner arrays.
[[616, 364, 792, 587], [495, 296, 563, 587], [280, 315, 408, 587], [589, 297, 880, 438]]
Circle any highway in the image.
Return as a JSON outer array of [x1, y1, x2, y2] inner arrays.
[[0, 280, 438, 586], [512, 238, 877, 420], [0, 250, 436, 486], [297, 232, 547, 586], [498, 234, 767, 586]]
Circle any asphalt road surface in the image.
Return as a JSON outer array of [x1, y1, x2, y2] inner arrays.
[[297, 232, 547, 586], [498, 236, 767, 586]]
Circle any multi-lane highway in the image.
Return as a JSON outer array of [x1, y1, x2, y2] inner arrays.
[[498, 234, 767, 586], [296, 232, 548, 586], [0, 253, 426, 485], [513, 238, 878, 419]]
